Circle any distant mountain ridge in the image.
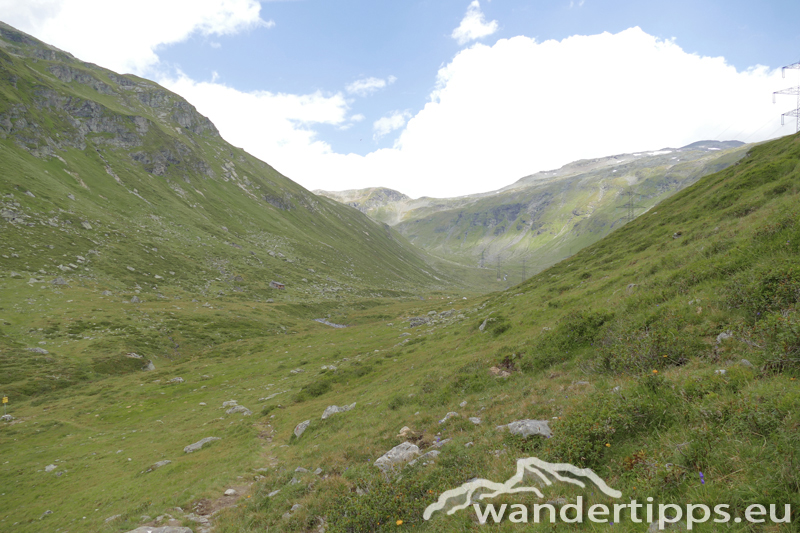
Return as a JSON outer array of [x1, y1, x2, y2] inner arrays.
[[317, 140, 749, 281]]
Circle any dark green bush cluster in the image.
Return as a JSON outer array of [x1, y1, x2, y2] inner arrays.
[[596, 312, 702, 374], [520, 309, 613, 372], [538, 384, 677, 469], [294, 363, 375, 403], [327, 448, 485, 532], [758, 311, 800, 374]]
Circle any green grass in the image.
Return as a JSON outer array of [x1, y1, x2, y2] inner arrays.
[[1, 21, 800, 533]]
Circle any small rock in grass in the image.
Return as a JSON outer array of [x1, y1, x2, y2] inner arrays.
[[495, 419, 553, 438], [184, 437, 220, 453], [374, 442, 420, 472], [294, 420, 310, 438]]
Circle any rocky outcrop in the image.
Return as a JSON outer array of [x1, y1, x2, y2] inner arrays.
[[374, 442, 420, 472], [495, 419, 552, 438], [321, 403, 355, 420], [48, 65, 116, 95]]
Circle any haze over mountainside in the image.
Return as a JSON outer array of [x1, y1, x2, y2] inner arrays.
[[318, 140, 748, 280]]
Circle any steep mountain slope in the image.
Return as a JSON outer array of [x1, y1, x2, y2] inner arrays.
[[318, 141, 748, 281], [0, 22, 460, 299], [0, 21, 486, 406]]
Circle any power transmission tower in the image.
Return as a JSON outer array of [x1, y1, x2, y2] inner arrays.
[[479, 249, 485, 268], [616, 187, 644, 223], [774, 60, 800, 132]]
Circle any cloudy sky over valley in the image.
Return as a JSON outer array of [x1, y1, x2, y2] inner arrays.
[[2, 0, 799, 197]]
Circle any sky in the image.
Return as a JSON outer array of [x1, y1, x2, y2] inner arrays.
[[2, 0, 800, 198]]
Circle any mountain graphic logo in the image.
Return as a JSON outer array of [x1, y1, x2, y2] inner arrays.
[[423, 457, 622, 520]]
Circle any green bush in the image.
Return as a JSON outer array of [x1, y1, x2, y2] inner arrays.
[[521, 309, 613, 372]]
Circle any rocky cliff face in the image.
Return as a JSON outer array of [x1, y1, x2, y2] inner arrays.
[[0, 21, 217, 167]]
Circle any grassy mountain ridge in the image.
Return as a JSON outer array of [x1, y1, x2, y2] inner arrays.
[[318, 141, 748, 283]]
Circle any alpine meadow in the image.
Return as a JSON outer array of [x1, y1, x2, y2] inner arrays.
[[1, 18, 799, 533]]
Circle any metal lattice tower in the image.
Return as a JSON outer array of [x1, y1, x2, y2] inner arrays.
[[616, 187, 644, 223], [774, 60, 800, 133]]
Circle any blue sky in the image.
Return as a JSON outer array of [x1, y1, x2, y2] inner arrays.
[[157, 0, 800, 156], [3, 0, 800, 197]]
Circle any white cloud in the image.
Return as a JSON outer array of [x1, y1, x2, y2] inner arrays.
[[451, 1, 499, 46], [1, 8, 792, 200], [345, 75, 397, 97], [373, 111, 411, 140], [0, 0, 270, 74], [261, 28, 790, 198], [161, 73, 348, 172]]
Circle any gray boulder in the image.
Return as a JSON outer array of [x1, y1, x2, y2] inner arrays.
[[374, 442, 420, 472], [1, 414, 14, 422], [143, 361, 156, 372], [438, 411, 458, 424], [408, 316, 429, 328], [27, 347, 49, 354], [321, 403, 356, 420], [52, 277, 67, 285], [496, 419, 553, 438], [145, 460, 171, 473], [294, 420, 311, 438], [408, 450, 440, 467], [226, 405, 252, 416], [716, 331, 733, 344], [131, 296, 141, 304], [184, 437, 220, 453]]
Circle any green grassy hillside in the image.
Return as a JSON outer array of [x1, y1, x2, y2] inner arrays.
[[1, 129, 798, 532], [0, 21, 490, 400], [319, 141, 748, 285], [1, 21, 799, 533]]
